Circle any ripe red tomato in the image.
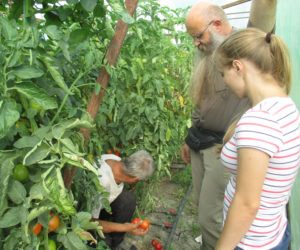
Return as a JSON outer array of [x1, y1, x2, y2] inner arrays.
[[33, 222, 42, 235], [48, 213, 59, 232], [132, 218, 141, 224], [114, 147, 121, 156], [155, 243, 162, 250], [151, 239, 158, 246], [140, 219, 150, 230]]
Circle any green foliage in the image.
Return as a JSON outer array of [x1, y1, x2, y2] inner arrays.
[[171, 164, 193, 188], [0, 0, 194, 248], [90, 1, 194, 211]]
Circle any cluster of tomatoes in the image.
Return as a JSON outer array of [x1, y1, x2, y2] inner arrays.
[[29, 213, 60, 250], [131, 217, 150, 230], [30, 213, 60, 235], [107, 147, 121, 157], [132, 218, 162, 249], [151, 239, 162, 250]]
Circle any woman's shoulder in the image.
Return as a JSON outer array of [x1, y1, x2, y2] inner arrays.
[[246, 97, 297, 117]]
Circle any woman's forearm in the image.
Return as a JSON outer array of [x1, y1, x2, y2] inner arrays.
[[215, 194, 259, 250]]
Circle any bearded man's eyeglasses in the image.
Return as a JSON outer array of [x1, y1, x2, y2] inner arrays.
[[194, 20, 214, 42]]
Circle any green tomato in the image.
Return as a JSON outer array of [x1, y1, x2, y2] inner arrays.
[[39, 239, 56, 250], [12, 164, 29, 182], [48, 239, 56, 250], [30, 102, 41, 112]]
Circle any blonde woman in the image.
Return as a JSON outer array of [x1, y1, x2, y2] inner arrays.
[[214, 28, 300, 249]]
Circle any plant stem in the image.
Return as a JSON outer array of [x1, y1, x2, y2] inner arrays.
[[49, 71, 85, 125]]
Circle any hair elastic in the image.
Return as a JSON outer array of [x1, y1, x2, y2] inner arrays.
[[265, 32, 272, 43]]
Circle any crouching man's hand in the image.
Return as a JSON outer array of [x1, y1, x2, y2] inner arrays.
[[124, 221, 148, 235]]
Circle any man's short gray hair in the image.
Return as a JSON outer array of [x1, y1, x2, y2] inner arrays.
[[122, 150, 155, 180], [202, 5, 229, 24]]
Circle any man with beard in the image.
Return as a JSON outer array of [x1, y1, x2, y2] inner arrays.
[[181, 1, 277, 249]]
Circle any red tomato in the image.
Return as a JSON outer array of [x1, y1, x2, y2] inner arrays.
[[33, 222, 42, 235], [151, 239, 158, 246], [48, 213, 59, 232], [140, 219, 150, 230], [132, 218, 141, 224], [155, 243, 162, 250], [115, 151, 121, 157]]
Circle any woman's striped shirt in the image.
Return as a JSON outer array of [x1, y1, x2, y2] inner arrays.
[[221, 97, 300, 249]]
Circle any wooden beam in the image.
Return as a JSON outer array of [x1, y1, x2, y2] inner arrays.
[[63, 0, 139, 190], [222, 0, 251, 9]]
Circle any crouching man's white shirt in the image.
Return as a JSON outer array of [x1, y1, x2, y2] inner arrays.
[[92, 154, 124, 218]]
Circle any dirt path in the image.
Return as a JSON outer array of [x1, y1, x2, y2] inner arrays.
[[124, 165, 203, 250]]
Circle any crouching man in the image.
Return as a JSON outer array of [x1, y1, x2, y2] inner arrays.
[[91, 150, 155, 249]]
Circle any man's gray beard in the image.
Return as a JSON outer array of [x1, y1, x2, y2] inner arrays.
[[190, 30, 228, 104], [197, 29, 227, 56]]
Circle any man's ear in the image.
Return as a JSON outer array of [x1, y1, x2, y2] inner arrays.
[[212, 19, 222, 32]]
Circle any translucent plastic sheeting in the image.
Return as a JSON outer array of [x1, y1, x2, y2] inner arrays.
[[276, 1, 300, 249]]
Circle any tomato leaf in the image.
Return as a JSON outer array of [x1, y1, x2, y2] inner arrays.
[[7, 50, 22, 68], [60, 137, 82, 155], [7, 179, 27, 205], [45, 25, 64, 40], [27, 205, 52, 224], [13, 135, 41, 149], [0, 17, 18, 41], [68, 28, 89, 48], [76, 212, 102, 230], [58, 232, 88, 250], [13, 82, 58, 110], [42, 56, 73, 95], [0, 207, 22, 228], [95, 83, 101, 95], [29, 183, 45, 200], [12, 66, 44, 79], [42, 166, 76, 215], [23, 141, 50, 166], [0, 100, 20, 139], [63, 153, 98, 176], [120, 10, 134, 24], [80, 0, 97, 12], [0, 157, 17, 217], [52, 118, 94, 139]]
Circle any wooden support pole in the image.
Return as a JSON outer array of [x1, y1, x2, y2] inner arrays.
[[63, 0, 139, 190], [222, 0, 251, 9]]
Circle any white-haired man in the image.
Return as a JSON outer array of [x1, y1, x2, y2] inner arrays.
[[181, 1, 277, 249], [91, 150, 155, 250]]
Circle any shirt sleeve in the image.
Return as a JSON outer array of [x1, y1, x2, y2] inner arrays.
[[235, 110, 283, 157]]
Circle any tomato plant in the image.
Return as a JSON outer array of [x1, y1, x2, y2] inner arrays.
[[0, 0, 193, 248]]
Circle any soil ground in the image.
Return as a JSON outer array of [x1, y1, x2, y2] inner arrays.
[[123, 164, 203, 250]]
